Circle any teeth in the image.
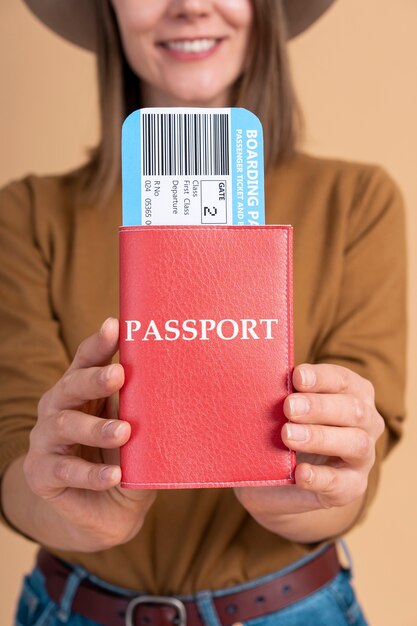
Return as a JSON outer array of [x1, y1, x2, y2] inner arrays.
[[166, 39, 217, 53]]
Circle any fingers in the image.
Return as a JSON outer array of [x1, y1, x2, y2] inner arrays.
[[293, 364, 375, 404], [27, 410, 131, 497], [69, 317, 120, 372], [37, 411, 131, 452], [282, 423, 374, 466], [294, 463, 367, 507], [42, 363, 124, 414], [284, 392, 372, 429], [278, 364, 384, 511], [26, 454, 122, 499], [38, 318, 123, 416], [288, 364, 385, 441], [25, 320, 133, 509]]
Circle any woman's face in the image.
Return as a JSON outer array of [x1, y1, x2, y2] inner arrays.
[[111, 0, 253, 108]]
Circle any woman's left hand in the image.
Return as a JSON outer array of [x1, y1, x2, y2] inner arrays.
[[234, 363, 385, 532]]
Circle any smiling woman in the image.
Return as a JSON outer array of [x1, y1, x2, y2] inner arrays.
[[84, 0, 302, 203], [0, 1, 407, 626], [110, 0, 253, 106]]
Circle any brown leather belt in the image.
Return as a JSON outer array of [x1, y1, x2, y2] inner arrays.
[[37, 544, 341, 626]]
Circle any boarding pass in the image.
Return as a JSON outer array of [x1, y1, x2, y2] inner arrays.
[[122, 107, 265, 226]]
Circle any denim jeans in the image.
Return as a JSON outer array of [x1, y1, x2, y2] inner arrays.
[[15, 543, 369, 626]]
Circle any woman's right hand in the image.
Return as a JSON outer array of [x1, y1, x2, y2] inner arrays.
[[22, 317, 156, 552]]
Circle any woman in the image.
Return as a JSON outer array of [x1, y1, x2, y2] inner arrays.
[[0, 1, 406, 625]]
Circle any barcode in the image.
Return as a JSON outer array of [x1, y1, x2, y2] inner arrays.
[[142, 113, 230, 177]]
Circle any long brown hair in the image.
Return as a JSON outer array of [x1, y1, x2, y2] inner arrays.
[[83, 0, 302, 205]]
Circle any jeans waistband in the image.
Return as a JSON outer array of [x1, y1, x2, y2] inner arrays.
[[37, 542, 345, 626]]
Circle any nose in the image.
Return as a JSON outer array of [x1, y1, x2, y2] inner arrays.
[[168, 0, 211, 20]]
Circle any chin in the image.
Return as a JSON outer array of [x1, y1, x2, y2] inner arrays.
[[172, 90, 229, 108], [178, 95, 222, 107], [163, 76, 231, 108]]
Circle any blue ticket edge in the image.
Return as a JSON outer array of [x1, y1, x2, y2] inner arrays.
[[122, 108, 265, 226], [231, 108, 265, 226], [122, 110, 142, 227]]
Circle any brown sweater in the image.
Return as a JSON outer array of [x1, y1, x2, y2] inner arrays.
[[0, 152, 406, 594]]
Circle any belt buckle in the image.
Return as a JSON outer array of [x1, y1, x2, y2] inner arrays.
[[125, 594, 187, 626]]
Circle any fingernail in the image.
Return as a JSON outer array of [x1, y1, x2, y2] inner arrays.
[[304, 467, 313, 483], [286, 424, 309, 442], [103, 420, 127, 438], [100, 317, 115, 335], [101, 364, 117, 382], [100, 466, 119, 482], [299, 367, 316, 388], [288, 395, 309, 417]]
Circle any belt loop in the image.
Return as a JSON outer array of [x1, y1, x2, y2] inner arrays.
[[337, 539, 353, 574], [55, 563, 89, 623], [195, 591, 222, 626]]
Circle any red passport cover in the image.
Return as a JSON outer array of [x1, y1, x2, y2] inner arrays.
[[119, 225, 295, 488]]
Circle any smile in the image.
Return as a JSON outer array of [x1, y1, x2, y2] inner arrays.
[[159, 37, 224, 60], [164, 38, 219, 53]]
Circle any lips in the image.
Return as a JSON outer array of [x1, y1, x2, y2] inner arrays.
[[163, 38, 219, 53], [158, 36, 227, 62]]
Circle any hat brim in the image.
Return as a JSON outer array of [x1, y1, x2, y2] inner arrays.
[[22, 0, 337, 51]]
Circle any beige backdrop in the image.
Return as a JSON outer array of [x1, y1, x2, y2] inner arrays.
[[0, 0, 416, 624]]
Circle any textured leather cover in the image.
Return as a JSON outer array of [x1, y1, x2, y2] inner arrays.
[[119, 225, 295, 488]]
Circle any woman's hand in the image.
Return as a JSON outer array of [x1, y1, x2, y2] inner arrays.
[[234, 363, 385, 542], [21, 318, 156, 552]]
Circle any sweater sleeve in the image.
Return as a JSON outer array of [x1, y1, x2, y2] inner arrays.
[[0, 178, 70, 531], [315, 165, 407, 521]]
